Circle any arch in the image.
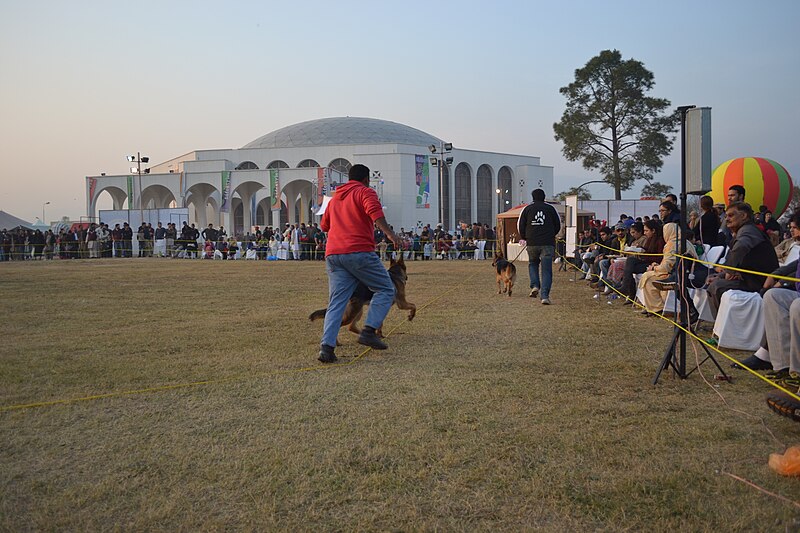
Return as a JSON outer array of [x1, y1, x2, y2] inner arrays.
[[233, 199, 244, 236], [94, 185, 128, 212], [476, 164, 493, 225], [267, 160, 289, 169], [327, 158, 352, 174], [454, 162, 472, 226], [235, 161, 259, 170], [141, 184, 177, 210], [92, 189, 117, 211], [297, 159, 319, 168], [498, 166, 513, 213]]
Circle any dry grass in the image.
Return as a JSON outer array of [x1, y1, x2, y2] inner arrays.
[[1, 257, 798, 531]]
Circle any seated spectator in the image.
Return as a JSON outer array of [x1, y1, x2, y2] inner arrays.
[[761, 259, 800, 389], [574, 228, 594, 273], [577, 228, 599, 278], [204, 240, 214, 259], [638, 223, 696, 313], [659, 200, 681, 225], [760, 210, 782, 246], [775, 214, 800, 264], [605, 221, 645, 294], [587, 227, 616, 284], [227, 238, 239, 259], [697, 195, 721, 247], [619, 220, 665, 303], [707, 202, 779, 317], [597, 223, 632, 289]]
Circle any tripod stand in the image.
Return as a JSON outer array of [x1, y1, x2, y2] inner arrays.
[[652, 266, 728, 383], [653, 105, 727, 384]]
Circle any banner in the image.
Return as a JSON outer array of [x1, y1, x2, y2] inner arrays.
[[220, 171, 231, 213], [87, 177, 97, 201], [316, 167, 327, 207], [270, 169, 280, 209], [415, 155, 430, 208], [127, 176, 134, 210]]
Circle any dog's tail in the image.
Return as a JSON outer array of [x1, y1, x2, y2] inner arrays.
[[308, 308, 327, 321]]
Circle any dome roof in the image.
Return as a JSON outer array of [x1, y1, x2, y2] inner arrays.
[[242, 117, 441, 149]]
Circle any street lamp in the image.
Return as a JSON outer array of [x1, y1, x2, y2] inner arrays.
[[126, 152, 150, 220], [42, 201, 50, 223], [429, 142, 453, 228]]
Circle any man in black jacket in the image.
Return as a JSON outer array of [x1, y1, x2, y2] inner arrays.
[[707, 201, 778, 316], [517, 188, 561, 305]]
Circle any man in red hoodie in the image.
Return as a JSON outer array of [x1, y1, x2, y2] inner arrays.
[[318, 164, 400, 363]]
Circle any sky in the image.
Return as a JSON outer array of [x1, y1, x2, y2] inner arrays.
[[1, 0, 798, 223]]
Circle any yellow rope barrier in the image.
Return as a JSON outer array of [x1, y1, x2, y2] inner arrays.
[[556, 245, 800, 402]]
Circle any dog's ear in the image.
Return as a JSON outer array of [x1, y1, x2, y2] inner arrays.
[[396, 254, 405, 265]]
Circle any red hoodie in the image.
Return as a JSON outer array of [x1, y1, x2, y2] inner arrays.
[[321, 180, 384, 256]]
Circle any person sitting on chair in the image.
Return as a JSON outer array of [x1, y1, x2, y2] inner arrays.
[[587, 227, 615, 285], [706, 202, 779, 318], [638, 223, 696, 314]]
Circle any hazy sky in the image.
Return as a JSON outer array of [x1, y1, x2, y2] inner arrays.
[[1, 0, 798, 223]]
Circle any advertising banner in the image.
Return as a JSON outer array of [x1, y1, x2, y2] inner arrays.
[[415, 155, 430, 208], [126, 176, 134, 210], [316, 167, 327, 207], [220, 171, 231, 213], [270, 169, 280, 209]]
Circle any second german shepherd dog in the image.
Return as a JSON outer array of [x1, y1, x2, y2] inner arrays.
[[493, 250, 517, 296], [309, 255, 416, 340]]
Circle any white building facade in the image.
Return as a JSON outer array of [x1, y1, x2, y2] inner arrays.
[[86, 117, 554, 234]]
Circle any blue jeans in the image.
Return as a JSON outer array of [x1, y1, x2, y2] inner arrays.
[[526, 245, 554, 299], [322, 252, 395, 348]]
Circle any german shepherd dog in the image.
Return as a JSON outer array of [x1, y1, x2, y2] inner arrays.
[[492, 250, 517, 296], [309, 255, 416, 340]]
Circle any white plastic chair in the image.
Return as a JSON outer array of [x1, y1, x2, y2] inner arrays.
[[691, 246, 727, 322], [713, 290, 764, 351]]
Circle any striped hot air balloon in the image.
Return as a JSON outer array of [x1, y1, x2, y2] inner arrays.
[[710, 157, 794, 216]]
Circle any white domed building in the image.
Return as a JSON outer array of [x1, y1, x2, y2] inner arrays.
[[85, 117, 553, 234]]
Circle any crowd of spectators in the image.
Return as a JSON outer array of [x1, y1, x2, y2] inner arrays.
[[0, 219, 501, 262], [571, 190, 800, 394]]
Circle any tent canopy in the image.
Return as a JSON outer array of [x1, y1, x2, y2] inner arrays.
[[0, 210, 34, 230], [495, 202, 595, 258]]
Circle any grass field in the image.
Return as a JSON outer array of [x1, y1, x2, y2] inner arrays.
[[1, 258, 798, 531]]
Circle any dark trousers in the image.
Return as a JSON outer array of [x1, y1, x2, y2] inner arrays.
[[620, 257, 650, 299]]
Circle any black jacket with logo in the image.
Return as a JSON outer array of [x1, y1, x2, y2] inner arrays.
[[517, 202, 561, 246]]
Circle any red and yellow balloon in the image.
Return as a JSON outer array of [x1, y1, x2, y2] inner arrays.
[[710, 157, 794, 216]]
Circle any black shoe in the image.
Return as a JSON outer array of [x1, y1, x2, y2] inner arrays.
[[357, 326, 388, 350], [730, 354, 772, 370], [318, 344, 337, 363], [652, 280, 678, 291]]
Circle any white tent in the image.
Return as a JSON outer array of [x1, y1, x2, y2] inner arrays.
[[0, 210, 34, 230]]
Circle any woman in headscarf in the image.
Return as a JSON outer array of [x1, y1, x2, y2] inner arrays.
[[637, 222, 697, 314]]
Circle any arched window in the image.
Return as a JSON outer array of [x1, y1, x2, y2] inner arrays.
[[498, 166, 513, 213], [297, 159, 319, 168], [476, 164, 493, 225], [267, 160, 289, 169], [328, 158, 352, 174], [454, 163, 472, 226], [235, 161, 259, 170]]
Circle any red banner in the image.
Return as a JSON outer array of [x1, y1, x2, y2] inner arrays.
[[317, 167, 327, 207]]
